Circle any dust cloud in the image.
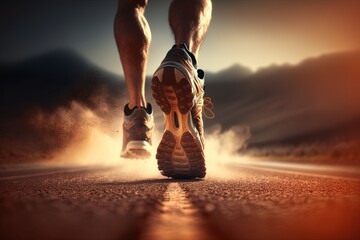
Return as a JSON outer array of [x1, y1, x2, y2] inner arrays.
[[204, 125, 251, 178], [43, 102, 251, 179]]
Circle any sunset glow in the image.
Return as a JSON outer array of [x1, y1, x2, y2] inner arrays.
[[1, 1, 360, 74]]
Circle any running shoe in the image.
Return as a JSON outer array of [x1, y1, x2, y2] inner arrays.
[[121, 103, 154, 159], [151, 43, 210, 178]]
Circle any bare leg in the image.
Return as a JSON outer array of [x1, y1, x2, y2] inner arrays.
[[150, 0, 212, 177], [169, 0, 212, 58], [114, 0, 151, 109]]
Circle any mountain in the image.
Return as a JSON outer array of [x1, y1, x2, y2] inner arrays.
[[206, 63, 253, 81], [204, 50, 360, 163], [0, 49, 124, 116], [205, 50, 360, 144]]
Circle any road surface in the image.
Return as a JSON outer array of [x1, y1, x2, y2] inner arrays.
[[1, 161, 359, 240]]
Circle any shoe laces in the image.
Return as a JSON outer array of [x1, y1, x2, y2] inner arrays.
[[203, 97, 215, 119]]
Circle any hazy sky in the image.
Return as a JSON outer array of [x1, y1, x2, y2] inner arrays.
[[1, 0, 360, 75]]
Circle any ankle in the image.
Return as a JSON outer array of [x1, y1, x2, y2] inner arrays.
[[128, 98, 147, 109]]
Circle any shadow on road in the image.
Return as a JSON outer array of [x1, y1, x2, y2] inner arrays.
[[97, 178, 203, 186]]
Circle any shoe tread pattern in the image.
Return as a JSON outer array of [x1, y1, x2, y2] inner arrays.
[[152, 66, 206, 179]]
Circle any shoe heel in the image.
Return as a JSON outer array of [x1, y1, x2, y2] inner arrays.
[[156, 130, 206, 179]]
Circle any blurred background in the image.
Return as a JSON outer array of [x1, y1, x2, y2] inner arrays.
[[1, 0, 360, 165]]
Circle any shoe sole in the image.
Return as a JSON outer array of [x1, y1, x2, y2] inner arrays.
[[152, 66, 206, 179]]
